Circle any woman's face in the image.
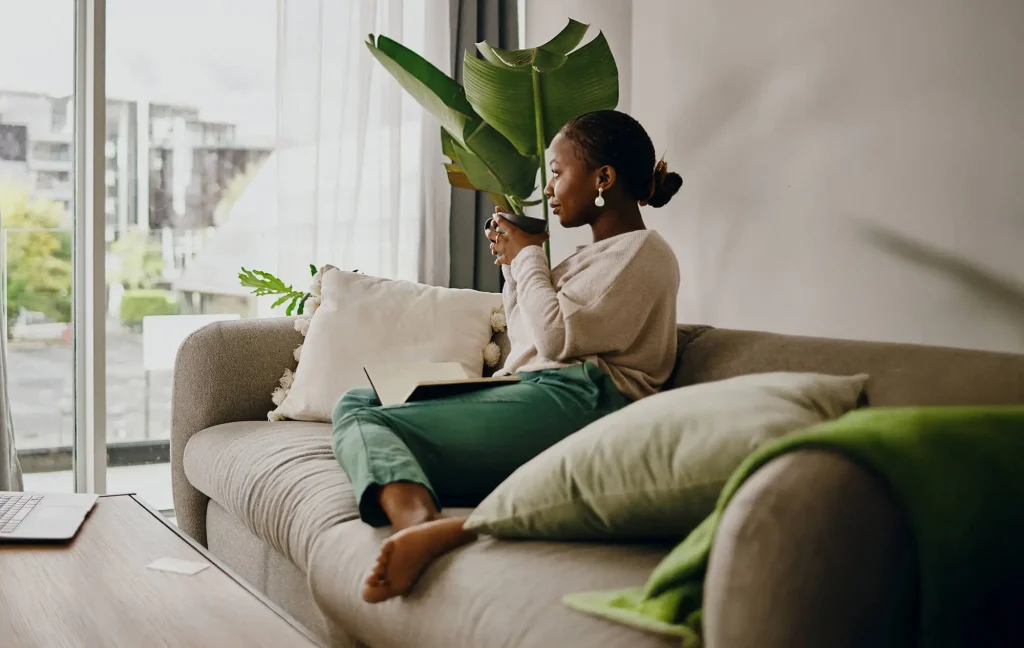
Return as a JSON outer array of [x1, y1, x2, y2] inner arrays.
[[544, 133, 600, 229]]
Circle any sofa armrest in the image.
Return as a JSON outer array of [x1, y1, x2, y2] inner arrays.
[[171, 317, 302, 545], [703, 450, 917, 648]]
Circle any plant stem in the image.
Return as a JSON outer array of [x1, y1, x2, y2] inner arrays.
[[531, 66, 551, 264]]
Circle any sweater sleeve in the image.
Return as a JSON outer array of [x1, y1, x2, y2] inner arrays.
[[509, 244, 657, 362], [500, 264, 518, 318]]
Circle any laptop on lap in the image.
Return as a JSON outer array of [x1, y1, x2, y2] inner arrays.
[[0, 491, 98, 542]]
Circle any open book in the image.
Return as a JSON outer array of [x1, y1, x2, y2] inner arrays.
[[363, 362, 520, 406]]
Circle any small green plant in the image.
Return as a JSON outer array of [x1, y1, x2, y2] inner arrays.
[[238, 264, 319, 316]]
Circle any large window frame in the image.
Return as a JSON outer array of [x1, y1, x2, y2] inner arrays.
[[73, 0, 107, 494], [64, 0, 511, 496]]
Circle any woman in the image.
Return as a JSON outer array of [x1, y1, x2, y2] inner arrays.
[[332, 109, 683, 603]]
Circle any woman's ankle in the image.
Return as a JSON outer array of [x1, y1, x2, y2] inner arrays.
[[378, 481, 441, 530]]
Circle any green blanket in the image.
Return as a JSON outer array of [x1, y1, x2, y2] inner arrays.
[[563, 406, 1024, 647]]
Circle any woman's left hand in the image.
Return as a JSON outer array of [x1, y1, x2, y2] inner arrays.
[[488, 213, 549, 265]]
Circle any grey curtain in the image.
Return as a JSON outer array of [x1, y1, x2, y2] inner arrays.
[[448, 0, 518, 292], [0, 207, 23, 491]]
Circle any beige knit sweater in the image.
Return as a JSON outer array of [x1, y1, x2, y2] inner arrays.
[[495, 229, 679, 401]]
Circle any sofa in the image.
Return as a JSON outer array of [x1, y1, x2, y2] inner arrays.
[[171, 318, 1024, 648]]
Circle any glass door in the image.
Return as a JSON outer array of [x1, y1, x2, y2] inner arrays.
[[2, 0, 276, 507], [102, 0, 276, 512], [0, 0, 77, 492]]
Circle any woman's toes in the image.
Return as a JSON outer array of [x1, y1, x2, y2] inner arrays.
[[363, 539, 397, 590], [362, 583, 396, 604]]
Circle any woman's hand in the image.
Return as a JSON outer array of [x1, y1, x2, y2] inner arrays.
[[486, 207, 549, 265]]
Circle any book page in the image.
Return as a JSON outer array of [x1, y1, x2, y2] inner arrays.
[[364, 362, 470, 406]]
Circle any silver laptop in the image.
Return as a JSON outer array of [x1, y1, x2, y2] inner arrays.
[[0, 491, 98, 541]]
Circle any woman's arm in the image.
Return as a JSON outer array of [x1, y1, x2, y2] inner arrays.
[[489, 211, 545, 322], [510, 245, 661, 362], [500, 265, 518, 319], [508, 247, 568, 359], [490, 214, 672, 363]]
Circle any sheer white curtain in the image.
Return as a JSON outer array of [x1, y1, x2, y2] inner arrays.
[[273, 0, 451, 288]]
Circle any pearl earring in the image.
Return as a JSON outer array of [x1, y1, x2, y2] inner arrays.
[[594, 187, 605, 207]]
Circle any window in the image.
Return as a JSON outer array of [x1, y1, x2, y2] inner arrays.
[[32, 142, 72, 163], [2, 0, 429, 510], [2, 0, 275, 506], [36, 170, 71, 190], [101, 0, 276, 511], [0, 0, 76, 493]]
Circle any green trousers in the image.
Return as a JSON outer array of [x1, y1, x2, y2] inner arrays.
[[331, 363, 628, 527]]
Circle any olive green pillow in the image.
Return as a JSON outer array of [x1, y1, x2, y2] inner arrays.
[[464, 371, 870, 540]]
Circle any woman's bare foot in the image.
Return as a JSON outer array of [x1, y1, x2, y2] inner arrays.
[[363, 517, 476, 603]]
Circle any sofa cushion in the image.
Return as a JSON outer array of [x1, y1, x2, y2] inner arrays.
[[271, 267, 503, 422], [183, 421, 358, 571], [308, 510, 678, 648], [464, 372, 868, 540]]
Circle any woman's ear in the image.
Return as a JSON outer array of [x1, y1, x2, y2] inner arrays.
[[597, 165, 617, 192]]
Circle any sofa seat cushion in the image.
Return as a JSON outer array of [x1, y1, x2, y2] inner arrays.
[[308, 510, 679, 648], [183, 421, 358, 571]]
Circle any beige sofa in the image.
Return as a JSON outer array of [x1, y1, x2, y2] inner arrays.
[[171, 318, 1024, 648]]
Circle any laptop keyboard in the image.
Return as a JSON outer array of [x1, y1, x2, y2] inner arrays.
[[0, 494, 43, 534]]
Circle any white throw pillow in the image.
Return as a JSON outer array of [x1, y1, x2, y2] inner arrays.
[[465, 371, 870, 540], [270, 268, 503, 422]]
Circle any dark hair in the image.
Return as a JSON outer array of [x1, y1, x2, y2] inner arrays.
[[559, 110, 683, 208]]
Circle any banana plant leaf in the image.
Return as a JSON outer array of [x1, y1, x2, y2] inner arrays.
[[476, 18, 589, 70], [439, 127, 537, 205], [365, 34, 476, 146], [462, 21, 619, 157], [444, 163, 476, 190], [367, 17, 620, 255], [366, 35, 538, 208]]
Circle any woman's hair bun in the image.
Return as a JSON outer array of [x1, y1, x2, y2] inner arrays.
[[646, 161, 683, 208]]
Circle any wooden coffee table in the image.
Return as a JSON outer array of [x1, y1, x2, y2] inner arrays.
[[0, 493, 322, 647]]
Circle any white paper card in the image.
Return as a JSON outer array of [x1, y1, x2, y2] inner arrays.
[[146, 557, 210, 576]]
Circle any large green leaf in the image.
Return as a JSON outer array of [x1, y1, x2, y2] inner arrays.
[[463, 123, 539, 199], [442, 125, 538, 199], [538, 33, 619, 141], [489, 193, 513, 213], [444, 163, 476, 190], [369, 35, 538, 201], [463, 30, 619, 156], [476, 18, 589, 69], [366, 35, 478, 145], [439, 127, 460, 160]]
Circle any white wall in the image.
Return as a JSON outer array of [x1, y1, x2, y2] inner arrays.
[[529, 0, 1024, 353]]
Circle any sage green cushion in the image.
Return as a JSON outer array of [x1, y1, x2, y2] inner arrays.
[[464, 372, 870, 540]]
